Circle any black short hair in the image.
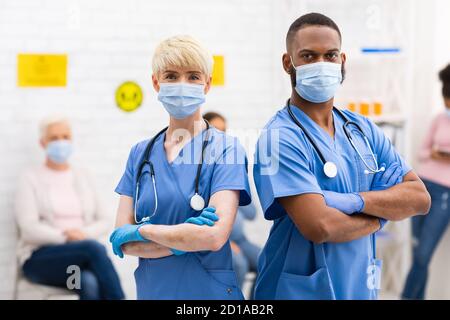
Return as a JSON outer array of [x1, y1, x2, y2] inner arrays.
[[439, 64, 450, 98], [286, 13, 342, 50], [203, 112, 226, 123]]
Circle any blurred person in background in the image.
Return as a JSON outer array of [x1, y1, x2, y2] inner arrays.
[[15, 115, 124, 300], [402, 64, 450, 300], [204, 112, 261, 298]]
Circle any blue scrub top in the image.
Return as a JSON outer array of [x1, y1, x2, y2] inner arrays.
[[115, 127, 251, 300], [253, 105, 411, 300]]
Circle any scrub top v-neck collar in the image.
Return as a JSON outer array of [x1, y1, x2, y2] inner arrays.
[[161, 126, 210, 166], [289, 104, 338, 150]]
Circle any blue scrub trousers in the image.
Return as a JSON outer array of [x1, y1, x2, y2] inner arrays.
[[22, 240, 125, 300], [402, 179, 450, 299]]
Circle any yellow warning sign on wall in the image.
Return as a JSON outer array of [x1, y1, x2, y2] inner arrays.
[[212, 55, 225, 86], [17, 54, 67, 87]]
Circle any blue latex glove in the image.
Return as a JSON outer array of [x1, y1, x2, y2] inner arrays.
[[170, 207, 219, 256], [378, 218, 388, 231], [109, 224, 148, 258], [322, 190, 365, 215], [371, 162, 403, 191], [171, 248, 188, 256], [371, 162, 403, 232], [185, 207, 219, 226]]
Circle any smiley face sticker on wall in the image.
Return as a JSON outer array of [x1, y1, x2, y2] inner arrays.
[[115, 81, 143, 112]]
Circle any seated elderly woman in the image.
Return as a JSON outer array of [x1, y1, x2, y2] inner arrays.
[[15, 115, 124, 300]]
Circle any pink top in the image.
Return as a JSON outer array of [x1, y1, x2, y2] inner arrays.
[[417, 113, 450, 188], [40, 165, 84, 231]]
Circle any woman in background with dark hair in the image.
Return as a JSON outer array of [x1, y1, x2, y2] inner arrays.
[[403, 64, 450, 300]]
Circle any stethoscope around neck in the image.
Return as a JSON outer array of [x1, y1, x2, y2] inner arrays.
[[134, 120, 211, 224], [286, 99, 385, 179]]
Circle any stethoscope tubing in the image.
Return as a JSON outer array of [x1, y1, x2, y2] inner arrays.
[[287, 100, 381, 259], [134, 121, 210, 224], [286, 99, 383, 176]]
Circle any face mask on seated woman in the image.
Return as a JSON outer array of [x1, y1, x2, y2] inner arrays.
[[46, 140, 73, 164]]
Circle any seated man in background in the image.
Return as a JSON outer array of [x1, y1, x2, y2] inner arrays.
[[15, 115, 124, 300], [204, 112, 261, 298]]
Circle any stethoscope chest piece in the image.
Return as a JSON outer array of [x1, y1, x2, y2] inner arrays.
[[286, 100, 384, 179], [190, 193, 205, 211], [134, 120, 211, 223], [323, 161, 338, 178]]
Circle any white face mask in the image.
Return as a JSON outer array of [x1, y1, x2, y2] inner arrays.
[[291, 57, 342, 104], [46, 140, 73, 164], [157, 83, 206, 119]]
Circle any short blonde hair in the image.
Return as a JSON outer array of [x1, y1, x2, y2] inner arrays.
[[39, 114, 71, 138], [152, 35, 213, 77]]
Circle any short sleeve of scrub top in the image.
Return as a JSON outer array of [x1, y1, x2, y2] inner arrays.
[[114, 144, 138, 197], [254, 127, 323, 220], [364, 117, 412, 177], [209, 136, 252, 207]]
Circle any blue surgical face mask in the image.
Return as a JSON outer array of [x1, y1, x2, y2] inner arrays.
[[446, 108, 450, 118], [158, 83, 206, 119], [46, 140, 73, 164], [291, 57, 342, 104]]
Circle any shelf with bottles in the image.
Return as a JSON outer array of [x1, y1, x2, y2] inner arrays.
[[344, 101, 407, 126]]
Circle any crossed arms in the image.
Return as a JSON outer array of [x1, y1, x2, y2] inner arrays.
[[280, 170, 431, 244], [114, 190, 239, 259]]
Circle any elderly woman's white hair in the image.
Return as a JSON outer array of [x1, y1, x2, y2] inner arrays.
[[152, 35, 214, 77], [39, 114, 71, 138]]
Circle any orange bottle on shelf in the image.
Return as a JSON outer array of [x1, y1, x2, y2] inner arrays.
[[360, 102, 370, 116], [374, 102, 383, 115], [347, 102, 356, 112]]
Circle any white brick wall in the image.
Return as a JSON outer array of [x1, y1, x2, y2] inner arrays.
[[3, 0, 449, 300], [0, 0, 280, 299]]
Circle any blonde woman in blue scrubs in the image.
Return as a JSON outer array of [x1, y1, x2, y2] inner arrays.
[[110, 35, 251, 300]]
